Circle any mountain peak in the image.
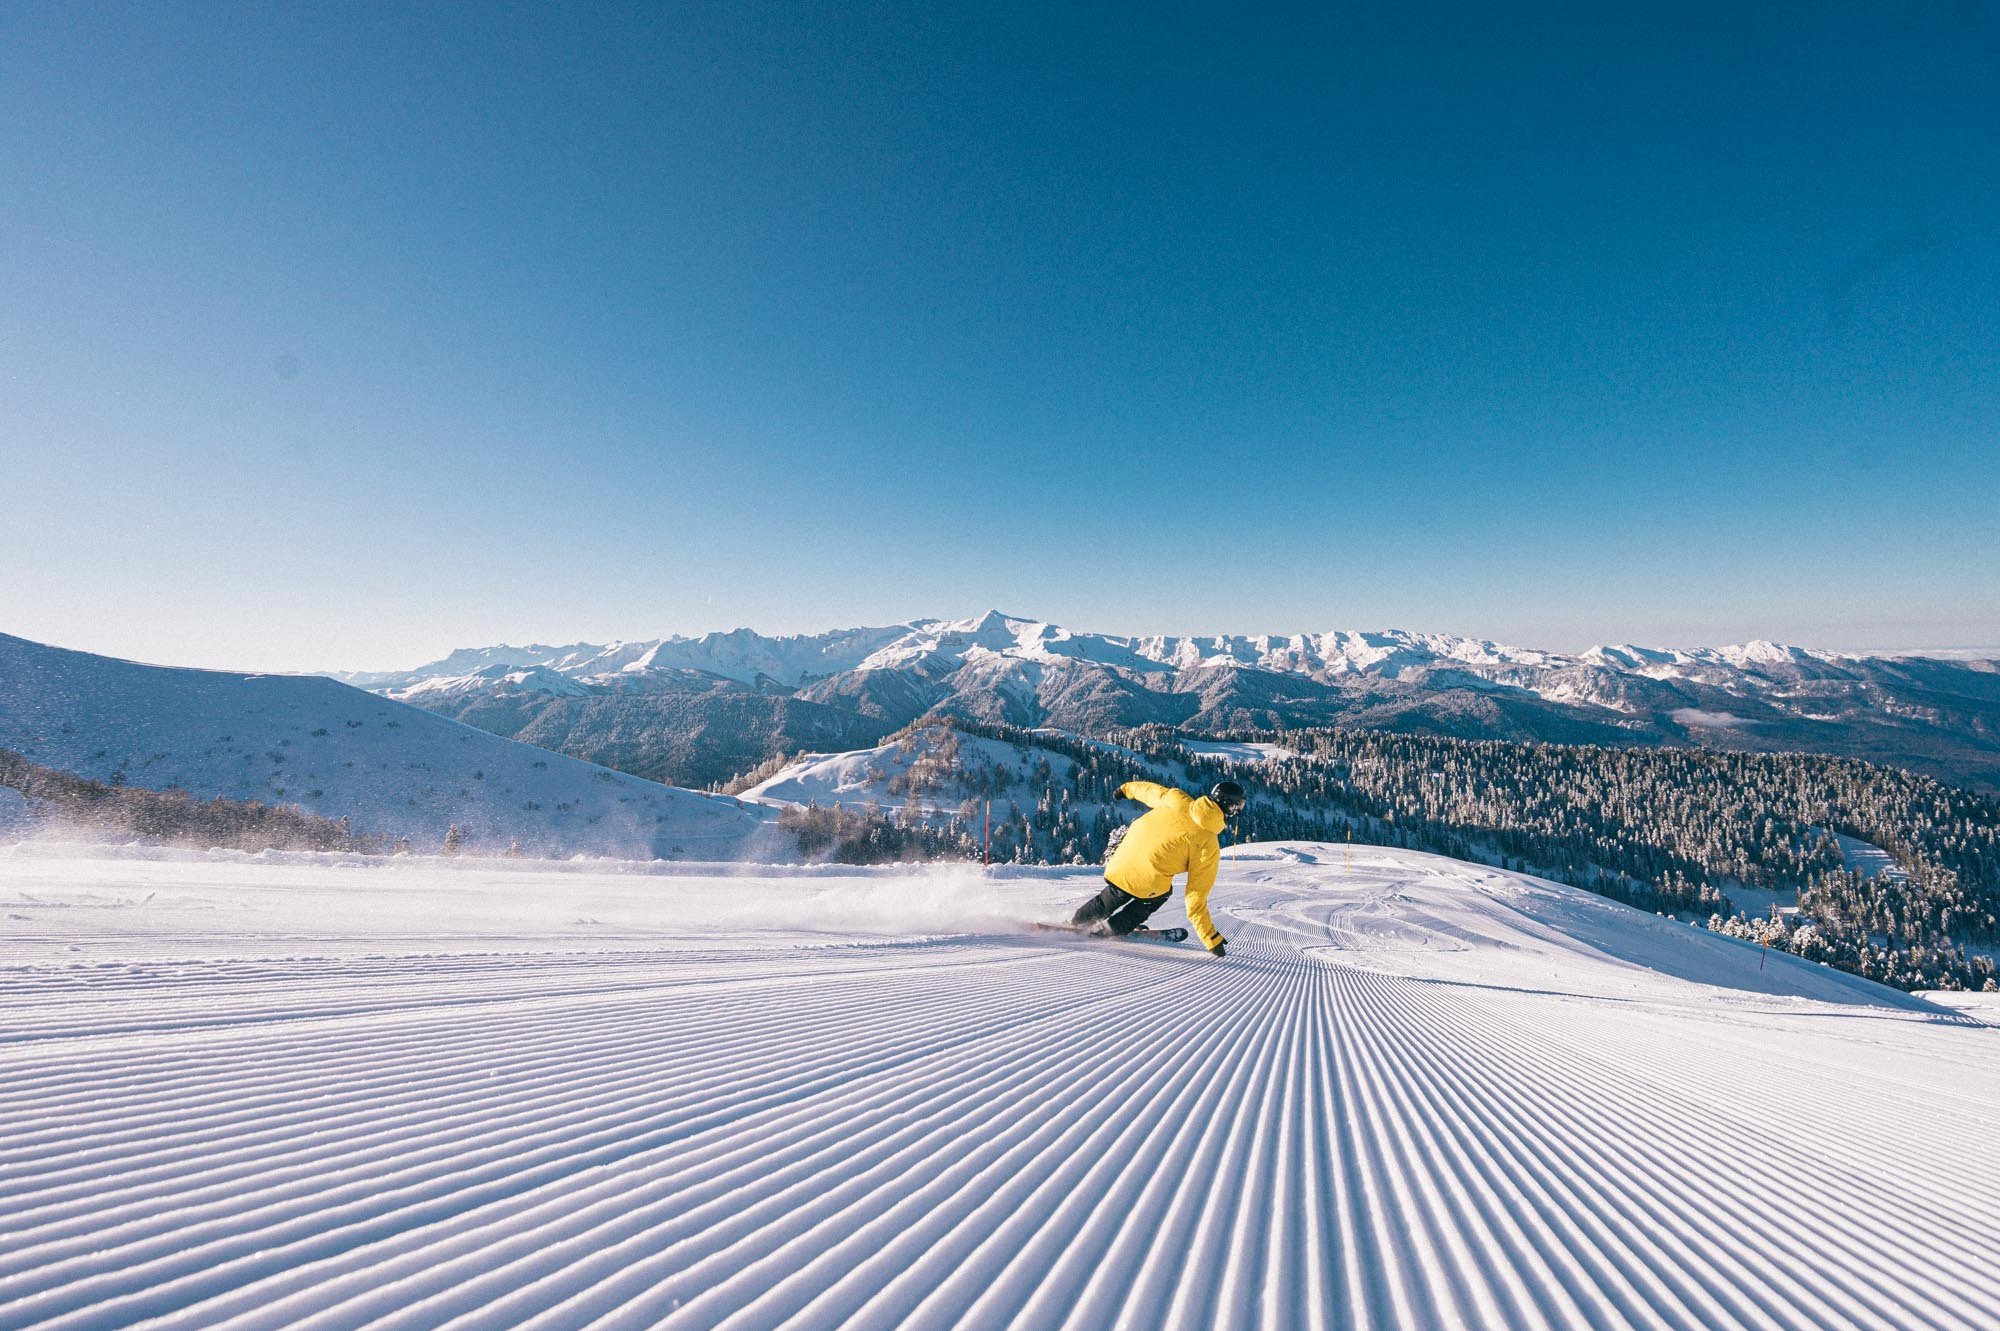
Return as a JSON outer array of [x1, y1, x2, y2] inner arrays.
[[933, 610, 1036, 635], [1712, 641, 1820, 667]]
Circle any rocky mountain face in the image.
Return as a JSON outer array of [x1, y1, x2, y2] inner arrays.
[[333, 612, 2000, 792]]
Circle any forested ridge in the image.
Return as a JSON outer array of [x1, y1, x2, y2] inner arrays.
[[781, 719, 2000, 992]]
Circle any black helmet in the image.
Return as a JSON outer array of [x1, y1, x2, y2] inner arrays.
[[1210, 780, 1246, 817]]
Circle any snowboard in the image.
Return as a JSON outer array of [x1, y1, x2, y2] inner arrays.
[[1032, 922, 1189, 945]]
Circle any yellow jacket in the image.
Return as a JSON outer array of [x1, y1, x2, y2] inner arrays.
[[1105, 781, 1227, 949]]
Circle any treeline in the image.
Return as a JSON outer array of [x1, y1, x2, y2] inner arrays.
[[776, 801, 979, 864], [796, 718, 1999, 991], [0, 748, 372, 854], [1233, 727, 1999, 991]]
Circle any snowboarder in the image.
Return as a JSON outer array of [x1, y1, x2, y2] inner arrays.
[[1072, 779, 1243, 956]]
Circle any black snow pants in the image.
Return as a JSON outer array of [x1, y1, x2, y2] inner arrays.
[[1071, 880, 1169, 935]]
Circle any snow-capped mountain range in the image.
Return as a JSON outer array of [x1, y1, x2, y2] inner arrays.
[[332, 612, 2000, 793], [337, 611, 1959, 696]]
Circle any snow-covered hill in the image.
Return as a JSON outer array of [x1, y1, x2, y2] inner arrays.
[[738, 728, 1110, 818], [736, 727, 1229, 868], [3, 841, 1995, 1329], [0, 633, 774, 858], [331, 612, 2000, 793]]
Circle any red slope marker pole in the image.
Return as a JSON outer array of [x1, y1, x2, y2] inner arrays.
[[984, 798, 990, 868]]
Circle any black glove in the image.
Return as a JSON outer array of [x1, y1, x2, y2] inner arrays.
[[1208, 939, 1227, 958]]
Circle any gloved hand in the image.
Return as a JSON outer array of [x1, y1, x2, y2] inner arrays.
[[1208, 939, 1228, 959]]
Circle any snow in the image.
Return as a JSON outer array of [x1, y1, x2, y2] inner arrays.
[[1712, 640, 1821, 668], [0, 633, 773, 860], [327, 644, 593, 691], [336, 628, 923, 694], [1581, 643, 1686, 670], [1720, 882, 1795, 919], [4, 841, 1996, 1330], [1179, 739, 1298, 764], [1924, 989, 2000, 1020], [390, 663, 594, 701], [341, 617, 1918, 759], [1833, 832, 1905, 880], [743, 729, 1302, 832], [344, 616, 1599, 701], [1725, 836, 1901, 921], [739, 732, 1085, 820], [738, 744, 935, 810], [739, 726, 1240, 826], [847, 621, 1571, 682]]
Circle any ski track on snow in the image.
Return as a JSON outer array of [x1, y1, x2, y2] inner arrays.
[[3, 849, 1999, 1330]]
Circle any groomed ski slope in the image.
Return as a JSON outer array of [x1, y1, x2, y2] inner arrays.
[[3, 843, 1998, 1330]]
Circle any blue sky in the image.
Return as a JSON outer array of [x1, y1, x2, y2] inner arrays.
[[3, 2, 1995, 671]]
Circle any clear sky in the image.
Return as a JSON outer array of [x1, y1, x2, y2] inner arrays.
[[3, 2, 1996, 672]]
